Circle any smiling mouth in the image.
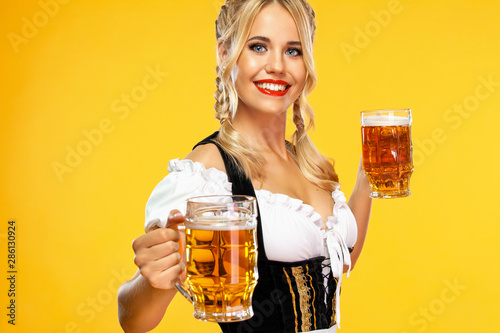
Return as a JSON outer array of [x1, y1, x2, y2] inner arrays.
[[254, 80, 291, 96]]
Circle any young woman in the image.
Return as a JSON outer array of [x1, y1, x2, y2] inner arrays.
[[118, 1, 372, 332]]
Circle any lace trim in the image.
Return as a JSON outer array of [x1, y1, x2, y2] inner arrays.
[[291, 266, 313, 332], [167, 158, 232, 192], [256, 189, 325, 228]]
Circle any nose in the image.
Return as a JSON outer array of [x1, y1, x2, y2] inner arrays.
[[266, 51, 285, 74]]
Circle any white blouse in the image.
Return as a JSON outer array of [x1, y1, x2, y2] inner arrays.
[[145, 158, 358, 330]]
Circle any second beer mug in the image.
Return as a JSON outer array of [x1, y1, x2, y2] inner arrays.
[[361, 109, 414, 198], [174, 195, 258, 322]]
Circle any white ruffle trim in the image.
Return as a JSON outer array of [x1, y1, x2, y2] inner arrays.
[[255, 189, 324, 228], [167, 158, 232, 193]]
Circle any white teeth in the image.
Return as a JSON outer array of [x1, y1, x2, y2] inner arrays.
[[256, 82, 287, 91]]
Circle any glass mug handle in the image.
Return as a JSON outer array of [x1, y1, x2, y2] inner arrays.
[[172, 223, 194, 303]]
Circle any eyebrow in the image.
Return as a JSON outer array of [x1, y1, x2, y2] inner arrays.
[[247, 35, 301, 46]]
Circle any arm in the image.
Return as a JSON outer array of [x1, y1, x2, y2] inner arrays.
[[118, 145, 226, 331], [118, 211, 185, 333], [347, 159, 372, 270], [118, 270, 177, 333]]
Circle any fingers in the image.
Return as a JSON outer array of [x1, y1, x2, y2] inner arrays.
[[130, 209, 187, 290], [133, 239, 179, 266], [132, 227, 180, 251], [139, 252, 185, 290], [132, 235, 184, 290], [166, 209, 186, 229]]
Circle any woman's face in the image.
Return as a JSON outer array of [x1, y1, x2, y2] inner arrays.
[[232, 3, 307, 118]]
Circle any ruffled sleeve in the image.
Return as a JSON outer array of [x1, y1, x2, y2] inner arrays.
[[144, 158, 232, 231]]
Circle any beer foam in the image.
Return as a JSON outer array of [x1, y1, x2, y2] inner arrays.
[[362, 115, 410, 126], [185, 218, 256, 230]]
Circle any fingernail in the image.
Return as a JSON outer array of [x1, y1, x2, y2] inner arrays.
[[175, 242, 180, 251], [173, 212, 183, 219], [176, 252, 181, 261]]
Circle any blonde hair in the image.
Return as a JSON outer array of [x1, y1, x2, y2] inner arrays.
[[214, 0, 339, 191]]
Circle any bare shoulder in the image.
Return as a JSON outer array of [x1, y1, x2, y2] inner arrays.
[[183, 143, 226, 174]]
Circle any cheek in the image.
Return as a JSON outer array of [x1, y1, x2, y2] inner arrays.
[[289, 58, 306, 83], [235, 61, 263, 96], [236, 52, 259, 73], [292, 66, 307, 95], [297, 65, 307, 87], [234, 59, 251, 87]]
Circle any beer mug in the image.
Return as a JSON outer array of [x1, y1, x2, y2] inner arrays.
[[361, 109, 414, 198], [174, 195, 258, 322]]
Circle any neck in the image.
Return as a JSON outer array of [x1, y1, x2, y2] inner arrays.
[[231, 107, 289, 159]]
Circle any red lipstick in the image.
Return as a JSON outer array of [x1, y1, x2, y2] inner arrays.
[[254, 79, 290, 96]]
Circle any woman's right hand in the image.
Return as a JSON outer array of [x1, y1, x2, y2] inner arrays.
[[131, 210, 186, 290]]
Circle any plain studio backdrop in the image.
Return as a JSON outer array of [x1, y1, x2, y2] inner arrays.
[[1, 0, 499, 332]]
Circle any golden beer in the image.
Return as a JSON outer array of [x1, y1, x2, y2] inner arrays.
[[185, 225, 257, 322], [174, 195, 258, 322], [361, 110, 413, 198]]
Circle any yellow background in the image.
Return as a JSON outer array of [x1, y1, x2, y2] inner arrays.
[[1, 0, 499, 332]]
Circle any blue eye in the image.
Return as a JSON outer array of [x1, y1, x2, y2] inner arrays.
[[250, 43, 267, 53], [286, 48, 302, 56]]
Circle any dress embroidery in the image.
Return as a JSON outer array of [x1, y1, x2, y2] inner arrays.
[[291, 266, 313, 332], [306, 265, 317, 330], [330, 277, 339, 327]]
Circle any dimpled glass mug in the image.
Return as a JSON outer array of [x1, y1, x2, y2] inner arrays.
[[361, 109, 414, 198], [174, 195, 259, 322]]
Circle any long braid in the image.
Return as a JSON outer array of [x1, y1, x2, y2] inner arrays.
[[214, 75, 231, 125], [292, 93, 340, 189], [292, 99, 306, 133], [214, 2, 232, 124]]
